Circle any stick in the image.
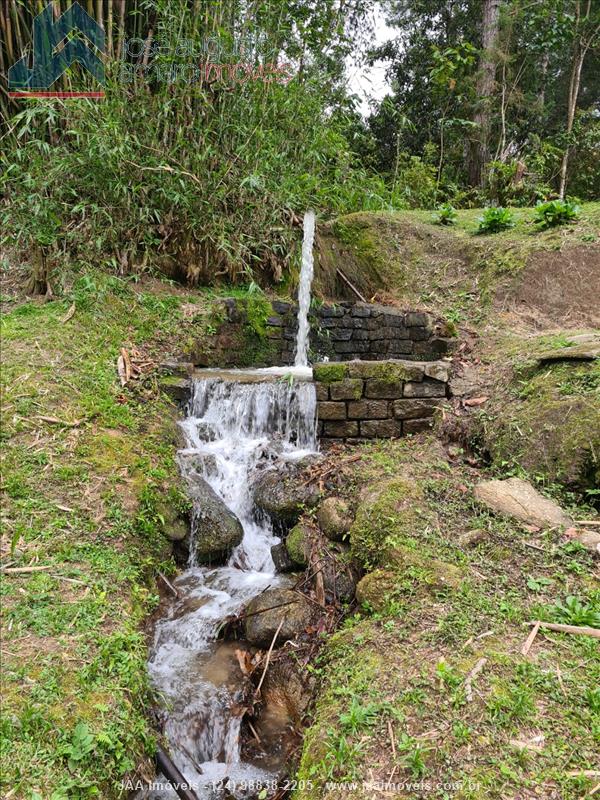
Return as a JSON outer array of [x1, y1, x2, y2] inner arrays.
[[336, 268, 367, 303], [1, 566, 52, 574], [155, 746, 200, 800], [388, 719, 396, 758], [524, 621, 600, 639], [464, 657, 487, 702], [247, 720, 262, 744], [580, 521, 600, 526], [255, 618, 284, 695], [521, 620, 540, 656], [158, 571, 179, 598]]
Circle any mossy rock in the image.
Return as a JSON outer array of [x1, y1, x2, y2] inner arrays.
[[312, 362, 349, 383], [388, 544, 464, 591], [286, 523, 312, 566], [316, 496, 353, 541], [355, 569, 398, 612], [349, 477, 432, 569], [347, 360, 424, 383]]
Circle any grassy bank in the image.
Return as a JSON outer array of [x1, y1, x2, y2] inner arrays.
[[0, 272, 206, 798]]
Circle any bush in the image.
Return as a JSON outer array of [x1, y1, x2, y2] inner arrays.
[[476, 206, 515, 234], [432, 203, 457, 226], [533, 199, 580, 229]]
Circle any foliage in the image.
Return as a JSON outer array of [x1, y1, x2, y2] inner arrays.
[[534, 199, 581, 228], [550, 596, 600, 627], [433, 203, 458, 226], [476, 206, 515, 234]]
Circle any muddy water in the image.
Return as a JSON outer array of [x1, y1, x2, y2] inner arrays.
[[148, 373, 317, 799]]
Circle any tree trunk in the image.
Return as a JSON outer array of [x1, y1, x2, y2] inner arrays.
[[467, 0, 501, 188]]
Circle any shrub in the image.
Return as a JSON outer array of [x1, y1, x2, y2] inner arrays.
[[533, 199, 580, 229], [433, 203, 457, 226], [476, 206, 515, 234]]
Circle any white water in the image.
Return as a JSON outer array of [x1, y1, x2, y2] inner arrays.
[[148, 376, 317, 799], [294, 209, 316, 367]]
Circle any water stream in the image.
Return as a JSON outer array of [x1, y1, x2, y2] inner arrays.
[[148, 213, 318, 799], [294, 209, 316, 368]]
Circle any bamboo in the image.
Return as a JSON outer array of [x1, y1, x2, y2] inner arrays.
[[106, 0, 112, 56]]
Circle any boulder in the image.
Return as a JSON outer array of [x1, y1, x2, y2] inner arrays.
[[388, 545, 463, 591], [245, 588, 317, 648], [474, 477, 573, 529], [187, 476, 244, 564], [320, 546, 360, 603], [564, 527, 600, 557], [316, 497, 353, 541], [253, 468, 321, 524]]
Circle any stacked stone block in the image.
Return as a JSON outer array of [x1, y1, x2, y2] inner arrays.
[[314, 359, 450, 440]]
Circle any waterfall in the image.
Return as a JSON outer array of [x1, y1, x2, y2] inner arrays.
[[294, 209, 316, 367], [148, 374, 317, 798]]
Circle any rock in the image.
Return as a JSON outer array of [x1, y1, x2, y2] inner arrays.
[[285, 523, 312, 566], [474, 477, 573, 529], [159, 375, 191, 402], [458, 529, 487, 548], [388, 545, 463, 591], [253, 468, 321, 524], [271, 542, 295, 572], [245, 588, 317, 648], [355, 569, 397, 612], [320, 546, 359, 603], [187, 476, 244, 564], [316, 497, 353, 541], [536, 342, 600, 364]]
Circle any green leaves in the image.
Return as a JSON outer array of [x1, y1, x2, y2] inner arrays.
[[476, 206, 515, 234], [534, 199, 580, 228], [550, 595, 600, 627]]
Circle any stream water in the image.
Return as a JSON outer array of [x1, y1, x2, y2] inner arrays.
[[148, 214, 318, 799]]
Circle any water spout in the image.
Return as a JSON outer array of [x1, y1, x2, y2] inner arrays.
[[294, 209, 316, 367]]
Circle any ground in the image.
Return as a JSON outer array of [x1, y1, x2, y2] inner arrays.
[[1, 203, 598, 799], [295, 437, 600, 800]]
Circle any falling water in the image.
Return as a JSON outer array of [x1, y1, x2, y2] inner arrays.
[[294, 209, 316, 367], [148, 373, 317, 799]]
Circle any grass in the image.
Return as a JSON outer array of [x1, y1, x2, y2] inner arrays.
[[295, 436, 600, 799], [0, 269, 239, 798]]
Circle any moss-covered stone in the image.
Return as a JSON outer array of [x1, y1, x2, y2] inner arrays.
[[312, 362, 348, 383], [388, 545, 464, 591], [347, 360, 424, 383], [286, 523, 311, 566], [349, 477, 432, 568], [355, 569, 398, 611]]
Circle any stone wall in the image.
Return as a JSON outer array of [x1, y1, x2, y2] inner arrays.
[[265, 300, 455, 363], [313, 359, 450, 440]]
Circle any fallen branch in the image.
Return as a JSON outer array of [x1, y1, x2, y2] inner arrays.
[[524, 621, 600, 639], [336, 268, 367, 303], [155, 746, 200, 800], [521, 620, 540, 656], [464, 657, 487, 702], [158, 571, 179, 598], [255, 617, 284, 696], [36, 415, 85, 427], [1, 565, 52, 574]]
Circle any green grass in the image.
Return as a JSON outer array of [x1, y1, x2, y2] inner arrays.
[[0, 270, 228, 798], [295, 437, 600, 800]]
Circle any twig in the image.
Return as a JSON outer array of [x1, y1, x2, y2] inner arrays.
[[556, 664, 567, 697], [255, 618, 284, 695], [464, 657, 487, 702], [1, 566, 52, 574], [336, 268, 367, 303], [580, 520, 600, 526], [387, 719, 396, 758], [521, 620, 540, 656], [158, 571, 179, 598], [247, 720, 262, 744], [524, 621, 600, 639]]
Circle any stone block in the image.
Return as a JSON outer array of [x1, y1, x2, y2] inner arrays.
[[351, 304, 372, 317], [382, 311, 406, 327], [347, 400, 389, 419], [392, 398, 443, 419], [272, 300, 292, 314], [347, 360, 425, 382], [323, 420, 359, 438], [330, 379, 364, 401], [359, 419, 403, 438], [403, 379, 446, 398], [364, 379, 404, 399], [335, 341, 369, 354], [408, 326, 431, 341], [315, 383, 329, 401], [313, 363, 348, 382], [319, 305, 345, 318], [424, 361, 450, 382], [330, 328, 353, 341], [266, 315, 283, 327], [403, 417, 435, 434], [388, 340, 413, 354], [352, 329, 370, 340], [405, 311, 431, 328], [318, 401, 347, 420]]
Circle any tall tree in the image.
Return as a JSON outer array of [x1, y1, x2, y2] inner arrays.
[[466, 0, 502, 187]]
